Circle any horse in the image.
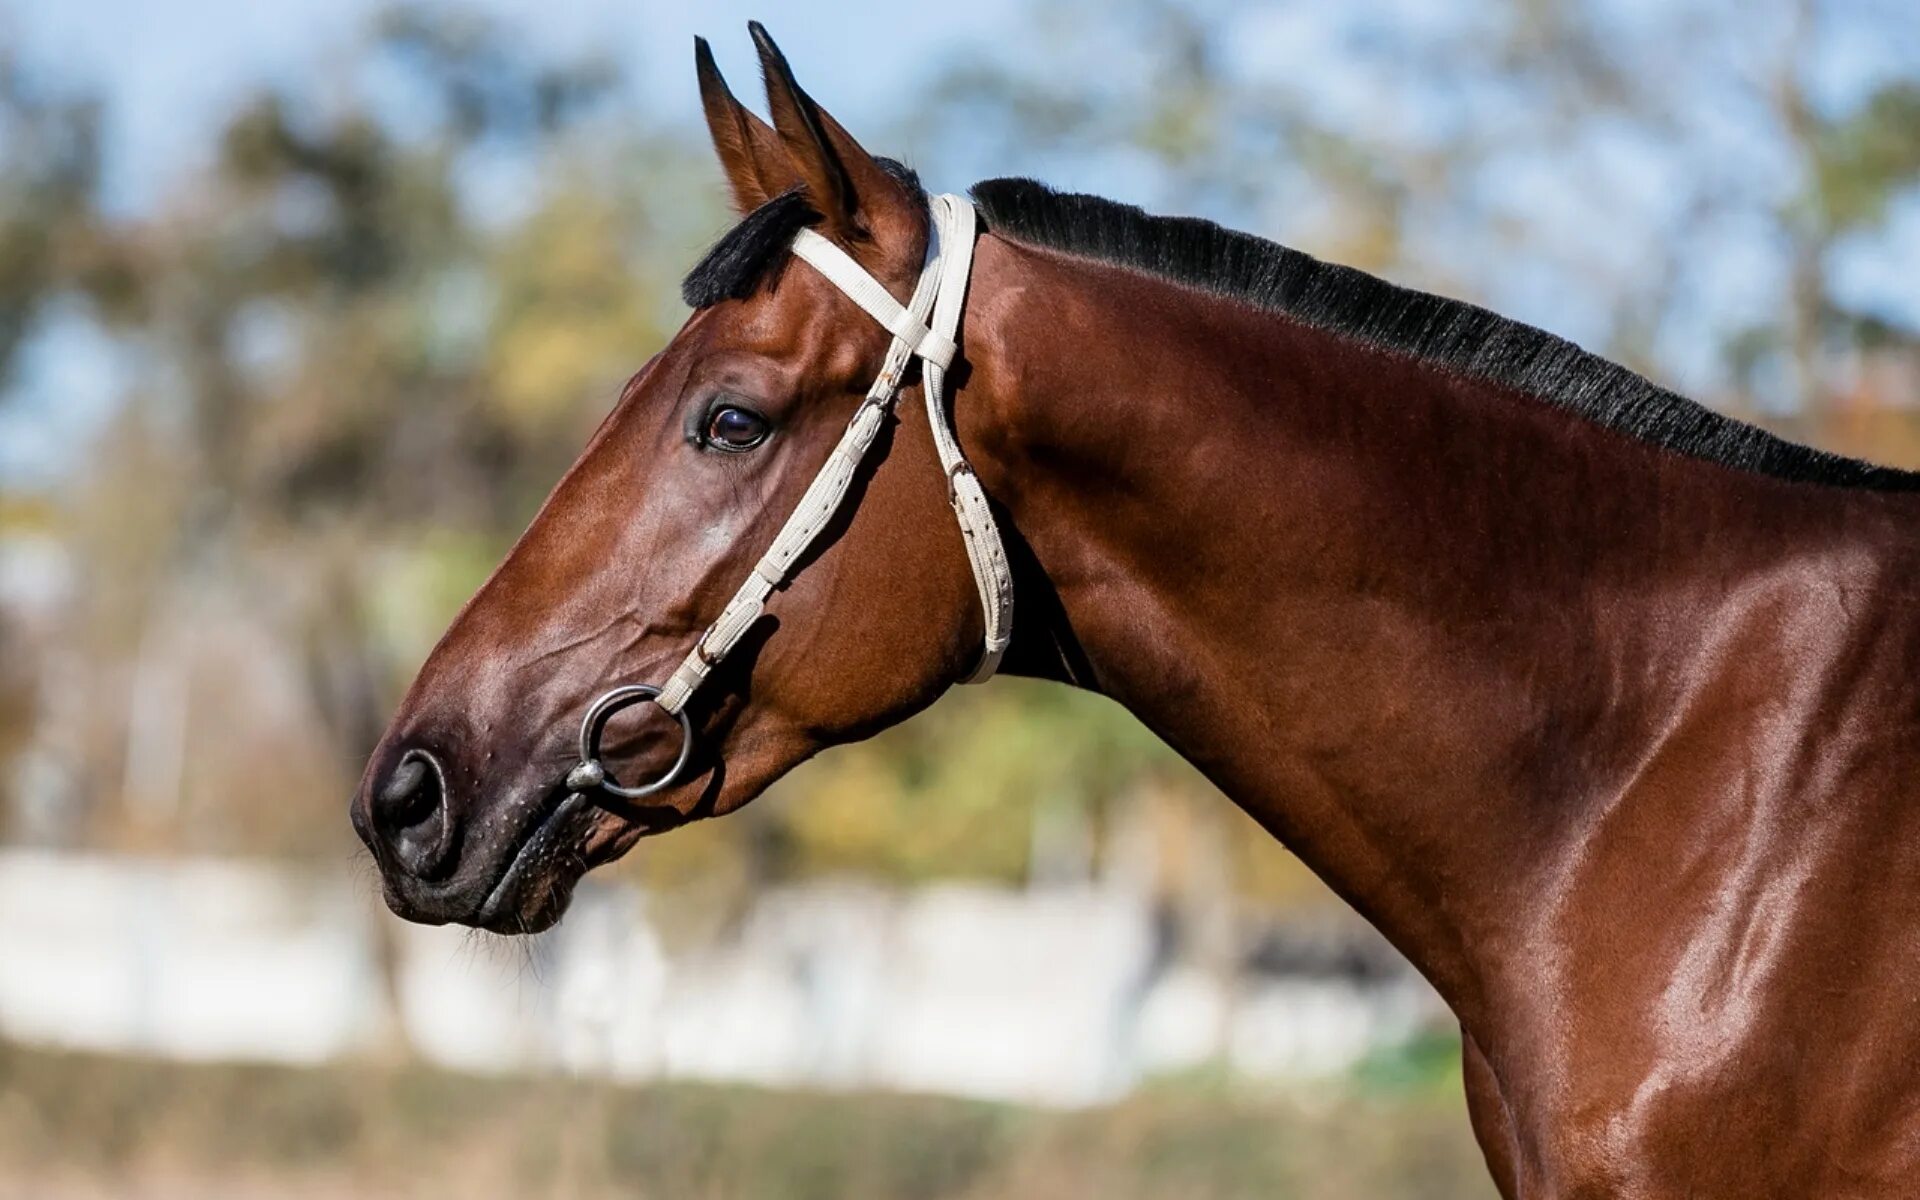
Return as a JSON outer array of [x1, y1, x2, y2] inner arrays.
[[350, 23, 1920, 1197]]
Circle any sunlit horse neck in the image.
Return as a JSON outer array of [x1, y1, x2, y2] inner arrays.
[[355, 26, 1920, 1197], [953, 178, 1920, 1194]]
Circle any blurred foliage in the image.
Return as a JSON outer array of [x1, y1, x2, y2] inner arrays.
[[0, 0, 1916, 909], [914, 0, 1920, 412], [1811, 83, 1920, 233], [1350, 1029, 1474, 1097], [0, 1041, 1494, 1199], [0, 8, 715, 861], [0, 54, 124, 388], [774, 683, 1166, 883]]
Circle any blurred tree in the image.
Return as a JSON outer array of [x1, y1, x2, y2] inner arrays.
[[13, 7, 709, 856], [0, 54, 137, 394], [1, 0, 1914, 925], [909, 0, 1920, 422]]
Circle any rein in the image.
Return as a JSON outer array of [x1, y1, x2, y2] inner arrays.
[[564, 193, 1014, 800]]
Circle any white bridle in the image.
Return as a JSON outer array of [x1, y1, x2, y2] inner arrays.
[[565, 193, 1014, 799]]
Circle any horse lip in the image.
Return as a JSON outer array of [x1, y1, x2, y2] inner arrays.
[[476, 787, 591, 929]]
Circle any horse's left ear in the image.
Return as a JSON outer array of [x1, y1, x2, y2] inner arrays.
[[748, 22, 922, 260], [696, 35, 796, 215]]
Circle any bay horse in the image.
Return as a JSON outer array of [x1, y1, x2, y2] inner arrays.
[[351, 23, 1920, 1197]]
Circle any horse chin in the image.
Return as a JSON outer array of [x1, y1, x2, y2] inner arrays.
[[468, 789, 600, 935], [474, 871, 579, 935], [467, 793, 683, 935]]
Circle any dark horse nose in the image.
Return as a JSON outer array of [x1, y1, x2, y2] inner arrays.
[[368, 749, 456, 879]]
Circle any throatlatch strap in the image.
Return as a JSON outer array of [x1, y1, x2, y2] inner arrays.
[[915, 201, 1012, 681], [653, 193, 1013, 717]]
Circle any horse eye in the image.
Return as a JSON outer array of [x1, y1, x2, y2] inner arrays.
[[704, 405, 769, 451]]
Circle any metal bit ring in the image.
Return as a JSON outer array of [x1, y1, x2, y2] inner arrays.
[[565, 684, 693, 800]]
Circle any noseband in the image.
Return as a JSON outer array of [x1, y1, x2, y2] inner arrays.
[[565, 193, 1014, 800]]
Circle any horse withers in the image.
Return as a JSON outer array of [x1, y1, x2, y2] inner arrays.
[[352, 24, 1920, 1197]]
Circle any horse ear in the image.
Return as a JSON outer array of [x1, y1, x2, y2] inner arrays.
[[695, 36, 798, 214], [748, 22, 921, 254]]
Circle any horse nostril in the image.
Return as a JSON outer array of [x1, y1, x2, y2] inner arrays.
[[372, 749, 454, 880]]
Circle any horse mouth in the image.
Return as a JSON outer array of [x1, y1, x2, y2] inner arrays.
[[474, 787, 599, 934], [449, 766, 693, 935]]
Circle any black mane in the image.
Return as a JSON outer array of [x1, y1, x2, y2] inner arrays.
[[971, 177, 1920, 492]]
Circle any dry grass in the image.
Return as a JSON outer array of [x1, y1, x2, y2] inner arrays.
[[0, 1041, 1493, 1199]]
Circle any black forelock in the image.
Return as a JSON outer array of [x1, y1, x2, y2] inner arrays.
[[681, 159, 924, 309], [680, 189, 814, 308]]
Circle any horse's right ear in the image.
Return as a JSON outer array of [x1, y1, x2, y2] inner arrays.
[[749, 22, 921, 256], [695, 36, 798, 214]]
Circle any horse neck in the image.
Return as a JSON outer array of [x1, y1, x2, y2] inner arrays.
[[954, 231, 1913, 1029]]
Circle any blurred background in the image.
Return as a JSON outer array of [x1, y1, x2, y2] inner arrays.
[[0, 0, 1915, 1196]]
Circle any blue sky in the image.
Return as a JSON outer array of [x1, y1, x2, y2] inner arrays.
[[1, 0, 1024, 216]]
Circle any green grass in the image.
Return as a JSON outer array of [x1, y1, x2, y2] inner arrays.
[[0, 1041, 1494, 1199]]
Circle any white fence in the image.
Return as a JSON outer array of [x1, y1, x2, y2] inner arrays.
[[0, 849, 1441, 1106]]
